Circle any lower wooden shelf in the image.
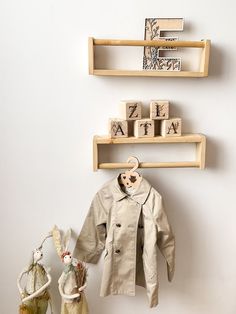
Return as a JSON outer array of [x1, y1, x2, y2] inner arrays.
[[93, 133, 206, 171]]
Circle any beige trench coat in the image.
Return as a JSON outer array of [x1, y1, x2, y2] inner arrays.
[[74, 177, 175, 307]]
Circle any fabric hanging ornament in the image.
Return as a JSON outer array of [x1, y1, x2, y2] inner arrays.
[[17, 234, 53, 314], [52, 225, 89, 314]]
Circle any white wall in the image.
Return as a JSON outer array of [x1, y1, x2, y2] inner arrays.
[[1, 1, 236, 313]]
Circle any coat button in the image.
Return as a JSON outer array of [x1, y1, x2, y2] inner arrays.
[[116, 223, 121, 227], [138, 225, 144, 229], [115, 249, 120, 254]]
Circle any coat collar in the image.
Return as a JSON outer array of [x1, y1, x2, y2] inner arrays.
[[112, 175, 151, 205]]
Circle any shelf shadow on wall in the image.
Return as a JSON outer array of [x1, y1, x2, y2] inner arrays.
[[208, 43, 224, 78], [142, 173, 207, 310], [205, 136, 222, 170]]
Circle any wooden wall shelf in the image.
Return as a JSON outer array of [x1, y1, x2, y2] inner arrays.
[[89, 38, 211, 77], [93, 134, 206, 171]]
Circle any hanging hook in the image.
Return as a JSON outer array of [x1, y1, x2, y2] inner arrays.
[[127, 156, 139, 172]]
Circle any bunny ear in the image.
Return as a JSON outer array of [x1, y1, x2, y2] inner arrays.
[[63, 229, 71, 252], [52, 225, 63, 257], [38, 233, 52, 250]]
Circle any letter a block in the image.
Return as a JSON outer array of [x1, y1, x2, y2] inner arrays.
[[134, 119, 155, 138], [161, 118, 182, 137], [108, 119, 128, 138], [150, 100, 169, 120], [120, 101, 142, 120]]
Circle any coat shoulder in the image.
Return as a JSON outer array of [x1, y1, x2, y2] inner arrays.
[[144, 187, 163, 216], [93, 179, 116, 212]]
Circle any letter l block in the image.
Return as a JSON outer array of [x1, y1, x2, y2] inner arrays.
[[150, 100, 169, 120]]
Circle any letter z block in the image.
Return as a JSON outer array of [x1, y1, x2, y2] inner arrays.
[[120, 101, 142, 120]]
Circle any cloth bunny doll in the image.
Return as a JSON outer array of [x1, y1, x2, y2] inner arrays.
[[52, 225, 89, 314], [17, 234, 53, 314]]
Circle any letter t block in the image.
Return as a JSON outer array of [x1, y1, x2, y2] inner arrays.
[[120, 101, 142, 120], [134, 119, 155, 138]]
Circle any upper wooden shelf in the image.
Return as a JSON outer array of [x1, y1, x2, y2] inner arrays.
[[93, 134, 206, 171], [88, 37, 211, 78]]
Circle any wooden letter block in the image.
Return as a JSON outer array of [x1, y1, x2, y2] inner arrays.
[[161, 118, 182, 137], [108, 119, 128, 138], [134, 119, 155, 138], [150, 100, 169, 120], [143, 18, 184, 71], [120, 100, 142, 120]]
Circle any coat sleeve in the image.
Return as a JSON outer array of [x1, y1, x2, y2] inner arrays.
[[153, 190, 175, 282], [73, 191, 108, 264]]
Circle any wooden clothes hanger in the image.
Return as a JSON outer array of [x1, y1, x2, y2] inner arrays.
[[118, 156, 142, 190]]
